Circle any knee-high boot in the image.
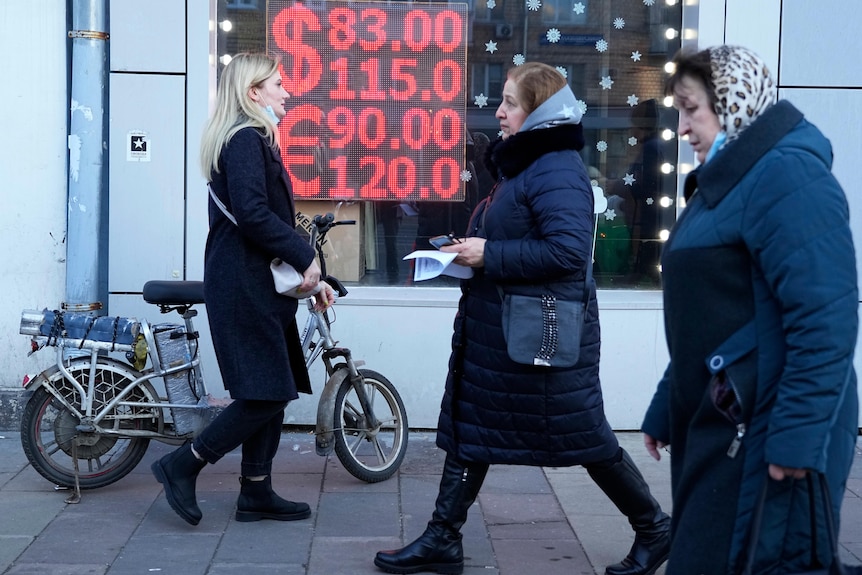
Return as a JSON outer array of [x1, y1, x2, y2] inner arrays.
[[374, 453, 488, 575], [586, 448, 671, 575]]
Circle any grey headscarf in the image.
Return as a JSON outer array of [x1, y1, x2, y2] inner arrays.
[[519, 84, 583, 133]]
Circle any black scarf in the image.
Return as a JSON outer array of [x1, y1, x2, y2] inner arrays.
[[485, 123, 585, 181]]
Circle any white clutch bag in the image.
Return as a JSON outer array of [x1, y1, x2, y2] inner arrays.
[[271, 258, 321, 298]]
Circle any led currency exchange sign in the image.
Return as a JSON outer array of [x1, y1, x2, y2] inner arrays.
[[268, 1, 469, 202]]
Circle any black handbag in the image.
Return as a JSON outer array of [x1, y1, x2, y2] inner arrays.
[[741, 472, 862, 575], [499, 256, 592, 368]]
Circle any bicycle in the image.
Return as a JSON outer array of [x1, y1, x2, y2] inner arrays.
[[17, 213, 408, 502]]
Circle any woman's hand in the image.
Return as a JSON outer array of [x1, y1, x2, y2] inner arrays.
[[644, 433, 668, 461], [301, 260, 322, 294], [313, 281, 336, 311], [440, 237, 486, 267], [768, 464, 807, 481]]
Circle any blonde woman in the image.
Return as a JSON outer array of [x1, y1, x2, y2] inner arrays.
[[152, 53, 334, 526]]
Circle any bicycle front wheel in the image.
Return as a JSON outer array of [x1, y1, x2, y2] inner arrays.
[[333, 369, 408, 483]]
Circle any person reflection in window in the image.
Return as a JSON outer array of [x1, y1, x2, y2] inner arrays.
[[622, 99, 664, 285]]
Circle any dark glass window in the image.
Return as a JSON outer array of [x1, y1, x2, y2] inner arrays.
[[218, 0, 682, 289]]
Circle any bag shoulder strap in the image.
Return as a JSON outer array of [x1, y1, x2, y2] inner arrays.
[[208, 183, 237, 226]]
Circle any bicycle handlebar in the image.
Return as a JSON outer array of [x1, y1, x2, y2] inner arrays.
[[312, 213, 356, 237]]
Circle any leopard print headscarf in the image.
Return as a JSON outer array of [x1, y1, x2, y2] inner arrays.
[[709, 45, 778, 143]]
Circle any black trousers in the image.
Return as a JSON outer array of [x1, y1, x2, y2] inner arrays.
[[192, 398, 288, 477]]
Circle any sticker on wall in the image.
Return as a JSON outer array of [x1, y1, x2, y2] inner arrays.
[[127, 130, 150, 162]]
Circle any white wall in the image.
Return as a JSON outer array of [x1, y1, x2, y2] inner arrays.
[[0, 4, 69, 385]]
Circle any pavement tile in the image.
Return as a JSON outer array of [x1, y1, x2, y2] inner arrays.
[[491, 537, 593, 575], [313, 492, 399, 537], [307, 536, 394, 575], [5, 565, 107, 575], [11, 512, 137, 566], [108, 532, 221, 575], [215, 519, 313, 563], [0, 538, 32, 573], [208, 563, 307, 575], [479, 492, 567, 524], [0, 492, 67, 536]]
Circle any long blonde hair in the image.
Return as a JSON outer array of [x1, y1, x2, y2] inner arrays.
[[200, 53, 281, 180]]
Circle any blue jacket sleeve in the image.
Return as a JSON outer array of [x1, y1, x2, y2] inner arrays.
[[742, 146, 858, 472], [642, 363, 672, 443]]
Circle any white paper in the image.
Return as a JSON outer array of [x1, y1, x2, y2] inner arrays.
[[402, 250, 474, 281]]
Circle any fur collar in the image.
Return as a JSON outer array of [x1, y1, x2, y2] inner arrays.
[[487, 124, 585, 180]]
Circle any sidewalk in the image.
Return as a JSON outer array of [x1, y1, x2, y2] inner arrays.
[[0, 430, 859, 575]]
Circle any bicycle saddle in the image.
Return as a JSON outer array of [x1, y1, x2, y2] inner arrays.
[[143, 281, 205, 306]]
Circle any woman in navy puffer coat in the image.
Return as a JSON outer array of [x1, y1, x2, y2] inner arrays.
[[642, 46, 858, 574], [375, 63, 670, 575]]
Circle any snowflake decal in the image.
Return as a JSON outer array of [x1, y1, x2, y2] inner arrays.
[[623, 173, 636, 186], [560, 104, 576, 119], [643, 0, 655, 5], [487, 0, 496, 8], [575, 99, 588, 115], [596, 140, 608, 152], [627, 94, 640, 107], [497, 129, 505, 138], [474, 93, 489, 108], [546, 28, 561, 43], [572, 1, 585, 14], [631, 51, 642, 62], [596, 39, 609, 53], [646, 197, 655, 205], [613, 17, 625, 29], [604, 209, 617, 221], [628, 136, 638, 146], [556, 66, 568, 78], [526, 0, 542, 11], [599, 75, 614, 90], [513, 53, 526, 66], [485, 40, 498, 54], [460, 170, 473, 182]]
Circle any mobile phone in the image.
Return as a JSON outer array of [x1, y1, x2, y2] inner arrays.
[[429, 234, 458, 249]]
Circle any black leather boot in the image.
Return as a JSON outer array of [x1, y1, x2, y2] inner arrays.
[[586, 448, 671, 575], [374, 454, 488, 574], [151, 443, 207, 526], [235, 476, 311, 522]]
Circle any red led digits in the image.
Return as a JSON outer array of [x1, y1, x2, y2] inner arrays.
[[268, 0, 468, 201], [390, 58, 418, 101], [434, 60, 462, 102], [358, 8, 386, 51]]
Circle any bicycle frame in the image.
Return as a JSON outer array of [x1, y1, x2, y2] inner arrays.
[[23, 307, 211, 441]]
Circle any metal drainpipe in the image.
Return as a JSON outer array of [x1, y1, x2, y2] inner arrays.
[[65, 0, 108, 314]]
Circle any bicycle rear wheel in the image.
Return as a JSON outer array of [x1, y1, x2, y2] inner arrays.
[[333, 369, 408, 483], [20, 359, 161, 489]]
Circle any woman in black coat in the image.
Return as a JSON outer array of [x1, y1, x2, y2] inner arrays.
[[151, 53, 334, 527], [375, 63, 669, 575]]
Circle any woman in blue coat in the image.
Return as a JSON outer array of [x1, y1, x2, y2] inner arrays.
[[151, 53, 334, 526], [642, 46, 858, 574], [376, 63, 670, 575]]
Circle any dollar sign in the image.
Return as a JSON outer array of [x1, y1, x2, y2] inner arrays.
[[272, 5, 322, 97]]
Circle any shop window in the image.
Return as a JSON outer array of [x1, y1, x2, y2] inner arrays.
[[226, 0, 260, 10], [472, 64, 504, 105], [542, 0, 589, 26], [218, 0, 682, 289]]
